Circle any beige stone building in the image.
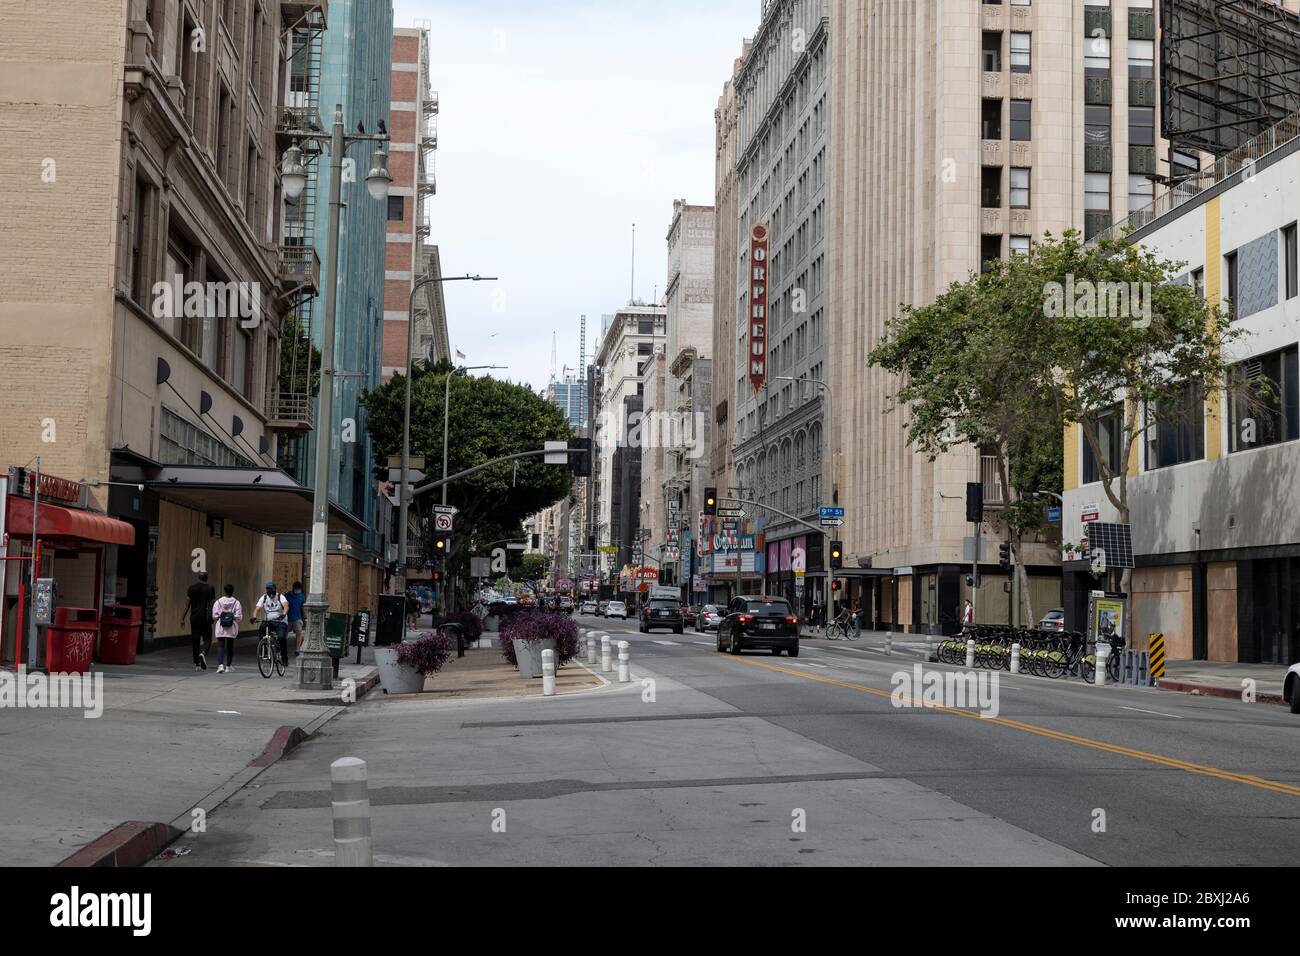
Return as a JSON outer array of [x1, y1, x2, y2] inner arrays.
[[826, 0, 1166, 633], [0, 0, 379, 661]]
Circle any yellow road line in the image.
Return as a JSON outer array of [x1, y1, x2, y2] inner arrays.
[[723, 654, 1300, 799]]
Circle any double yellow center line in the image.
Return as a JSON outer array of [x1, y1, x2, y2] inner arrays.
[[725, 655, 1300, 799]]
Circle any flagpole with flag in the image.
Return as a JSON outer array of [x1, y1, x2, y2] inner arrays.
[[456, 349, 466, 361]]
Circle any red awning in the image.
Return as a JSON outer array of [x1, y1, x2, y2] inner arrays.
[[5, 496, 136, 546]]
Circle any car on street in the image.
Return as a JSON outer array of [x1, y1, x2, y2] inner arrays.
[[558, 596, 573, 612], [682, 605, 698, 626], [694, 605, 723, 632], [605, 600, 629, 619], [1286, 663, 1300, 714], [640, 598, 684, 634], [716, 596, 800, 656], [597, 601, 609, 616], [580, 601, 598, 615], [1038, 608, 1066, 631]]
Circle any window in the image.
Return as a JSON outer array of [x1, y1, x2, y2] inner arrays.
[[387, 195, 405, 222], [982, 32, 1002, 72], [981, 235, 1002, 273], [1085, 34, 1111, 76], [1127, 173, 1153, 212], [1229, 346, 1300, 452], [1145, 383, 1205, 470], [1284, 223, 1298, 300], [1129, 106, 1155, 146], [1225, 250, 1239, 315], [982, 99, 1002, 139], [1082, 405, 1122, 484], [160, 407, 252, 467], [1085, 104, 1111, 144], [245, 139, 259, 221], [1128, 39, 1154, 79], [1010, 100, 1031, 140], [130, 177, 154, 306], [1085, 173, 1110, 211], [637, 319, 655, 334], [231, 329, 249, 397], [215, 82, 234, 185], [981, 167, 1001, 208], [1010, 33, 1031, 73], [1009, 167, 1030, 207], [1009, 235, 1031, 256], [1192, 267, 1205, 300]]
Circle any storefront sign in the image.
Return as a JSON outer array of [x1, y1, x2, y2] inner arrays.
[[748, 223, 770, 392], [7, 466, 87, 507]]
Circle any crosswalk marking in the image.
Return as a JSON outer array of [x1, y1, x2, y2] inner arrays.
[[652, 640, 680, 646]]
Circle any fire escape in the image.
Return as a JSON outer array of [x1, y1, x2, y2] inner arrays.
[[271, 1, 327, 470]]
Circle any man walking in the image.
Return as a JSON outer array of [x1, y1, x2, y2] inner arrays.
[[180, 571, 216, 671], [252, 581, 290, 668]]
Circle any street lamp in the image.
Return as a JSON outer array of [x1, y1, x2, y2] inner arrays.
[[280, 104, 391, 690], [395, 275, 498, 601], [774, 375, 835, 627]]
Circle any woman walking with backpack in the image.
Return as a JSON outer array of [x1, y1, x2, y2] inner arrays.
[[212, 584, 243, 673]]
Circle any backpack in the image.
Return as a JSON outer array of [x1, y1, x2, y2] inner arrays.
[[218, 601, 236, 629]]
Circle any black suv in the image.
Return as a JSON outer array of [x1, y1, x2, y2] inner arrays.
[[716, 596, 799, 656], [639, 599, 684, 634]]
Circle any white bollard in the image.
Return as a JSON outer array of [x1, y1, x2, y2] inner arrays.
[[330, 757, 372, 867], [1010, 642, 1021, 674], [601, 635, 612, 673], [1095, 641, 1110, 686], [586, 633, 597, 665], [618, 640, 630, 683], [541, 648, 556, 696], [965, 638, 976, 668], [886, 632, 893, 655]]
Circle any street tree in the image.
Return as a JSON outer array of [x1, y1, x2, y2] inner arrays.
[[868, 230, 1250, 618]]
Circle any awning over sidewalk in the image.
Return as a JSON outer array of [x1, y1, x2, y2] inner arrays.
[[147, 465, 367, 535], [5, 496, 136, 546]]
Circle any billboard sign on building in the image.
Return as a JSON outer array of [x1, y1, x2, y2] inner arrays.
[[748, 223, 770, 392]]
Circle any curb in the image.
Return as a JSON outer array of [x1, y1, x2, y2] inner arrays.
[[58, 667, 381, 867], [1156, 679, 1285, 706], [56, 821, 183, 868]]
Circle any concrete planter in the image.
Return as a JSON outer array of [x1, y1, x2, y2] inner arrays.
[[514, 637, 556, 679], [374, 645, 426, 695]]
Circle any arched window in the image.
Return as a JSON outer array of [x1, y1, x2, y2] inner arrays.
[[795, 431, 806, 470]]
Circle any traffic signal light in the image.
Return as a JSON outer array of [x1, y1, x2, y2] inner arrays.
[[433, 533, 450, 556], [571, 437, 592, 478], [829, 540, 843, 570], [703, 487, 717, 516], [998, 542, 1011, 572], [831, 579, 843, 592], [966, 482, 983, 524]]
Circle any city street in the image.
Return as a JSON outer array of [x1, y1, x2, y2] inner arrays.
[[155, 620, 1299, 867]]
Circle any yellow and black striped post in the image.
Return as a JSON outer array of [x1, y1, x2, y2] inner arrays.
[[1148, 632, 1166, 683]]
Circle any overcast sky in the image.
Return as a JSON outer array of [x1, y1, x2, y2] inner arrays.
[[391, 0, 758, 391]]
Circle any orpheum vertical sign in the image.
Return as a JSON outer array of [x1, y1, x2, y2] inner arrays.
[[748, 223, 770, 392]]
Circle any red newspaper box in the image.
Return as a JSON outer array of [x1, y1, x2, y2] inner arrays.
[[99, 604, 142, 665], [46, 606, 98, 673]]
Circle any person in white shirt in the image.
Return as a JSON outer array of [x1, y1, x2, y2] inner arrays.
[[212, 584, 243, 673], [252, 581, 290, 667]]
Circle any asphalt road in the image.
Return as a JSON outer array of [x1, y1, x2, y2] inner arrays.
[[155, 615, 1300, 867]]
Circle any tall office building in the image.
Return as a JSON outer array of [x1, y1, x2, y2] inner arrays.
[[828, 0, 1164, 632], [545, 375, 586, 428], [729, 0, 832, 613]]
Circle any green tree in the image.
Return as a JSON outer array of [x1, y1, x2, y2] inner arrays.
[[361, 361, 573, 588], [869, 230, 1249, 620], [279, 312, 321, 398]]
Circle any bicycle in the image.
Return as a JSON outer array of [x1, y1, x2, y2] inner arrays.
[[825, 613, 858, 640], [257, 622, 286, 678]]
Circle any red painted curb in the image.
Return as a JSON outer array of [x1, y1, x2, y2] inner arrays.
[[56, 821, 182, 868], [1157, 679, 1285, 706], [248, 725, 308, 767]]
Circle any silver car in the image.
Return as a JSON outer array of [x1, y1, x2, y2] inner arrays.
[[695, 604, 723, 632], [605, 600, 628, 619]]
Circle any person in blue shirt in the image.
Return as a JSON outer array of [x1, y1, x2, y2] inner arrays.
[[286, 581, 306, 658]]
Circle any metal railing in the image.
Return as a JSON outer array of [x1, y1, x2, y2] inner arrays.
[[1092, 107, 1300, 245], [980, 454, 1005, 506], [279, 244, 320, 291], [270, 392, 315, 428]]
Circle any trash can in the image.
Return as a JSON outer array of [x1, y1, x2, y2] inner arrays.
[[46, 607, 98, 674], [99, 604, 142, 665]]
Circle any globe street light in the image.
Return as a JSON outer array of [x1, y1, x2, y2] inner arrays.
[[279, 104, 391, 690]]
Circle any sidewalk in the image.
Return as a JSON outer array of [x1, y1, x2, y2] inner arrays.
[[0, 637, 378, 866], [1156, 659, 1288, 704]]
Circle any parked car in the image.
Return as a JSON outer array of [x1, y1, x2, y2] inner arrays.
[[605, 600, 629, 619], [695, 605, 723, 633], [580, 601, 598, 615], [597, 601, 609, 616], [1038, 608, 1066, 631], [682, 605, 698, 626], [1286, 663, 1300, 715], [716, 596, 800, 656], [640, 599, 684, 634]]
